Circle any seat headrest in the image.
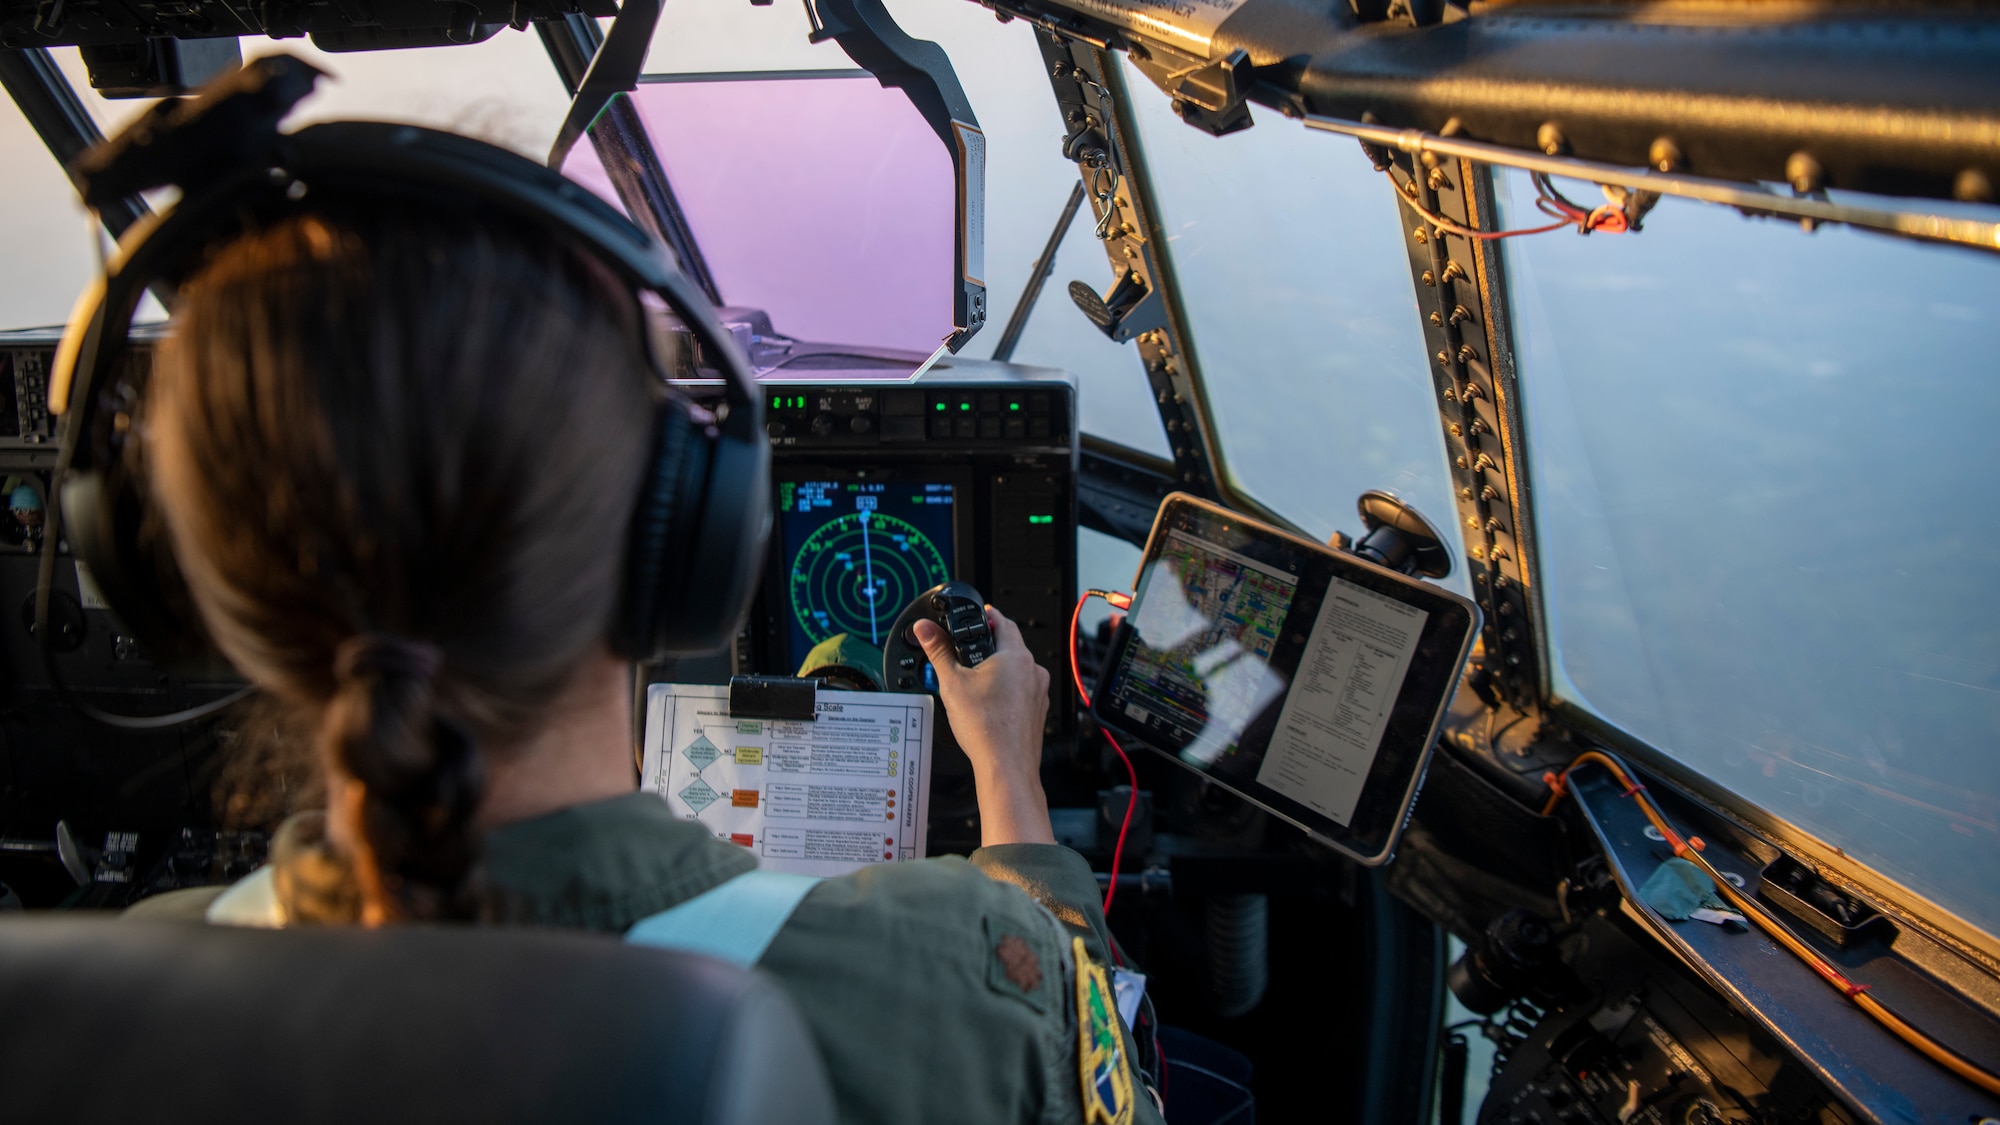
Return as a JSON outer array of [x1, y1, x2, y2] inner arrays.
[[0, 917, 834, 1125]]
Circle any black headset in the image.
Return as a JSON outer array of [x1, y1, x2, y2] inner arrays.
[[47, 55, 770, 699]]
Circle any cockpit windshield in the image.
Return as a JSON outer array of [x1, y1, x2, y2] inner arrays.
[[565, 72, 959, 360], [1502, 173, 2000, 938]]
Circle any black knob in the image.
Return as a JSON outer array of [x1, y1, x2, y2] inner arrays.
[[810, 413, 835, 437], [849, 414, 874, 434], [767, 419, 789, 438]]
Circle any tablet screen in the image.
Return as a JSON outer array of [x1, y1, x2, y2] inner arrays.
[[1094, 494, 1479, 864]]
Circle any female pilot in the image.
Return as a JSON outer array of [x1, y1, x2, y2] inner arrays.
[[125, 175, 1159, 1124]]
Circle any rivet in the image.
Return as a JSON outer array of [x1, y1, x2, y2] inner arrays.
[[1449, 305, 1471, 325], [1457, 343, 1478, 363], [1786, 151, 1824, 194], [1455, 455, 1469, 469], [1486, 518, 1503, 533], [1459, 487, 1474, 500], [1468, 418, 1487, 435], [1413, 228, 1428, 244], [1441, 261, 1467, 283], [1447, 423, 1463, 437], [1537, 122, 1568, 156], [1955, 169, 1994, 204], [1473, 453, 1496, 472], [1462, 382, 1483, 399], [1421, 270, 1436, 287], [1649, 136, 1683, 173], [1436, 350, 1452, 366], [1479, 485, 1499, 501], [1465, 516, 1480, 530], [1429, 311, 1443, 326]]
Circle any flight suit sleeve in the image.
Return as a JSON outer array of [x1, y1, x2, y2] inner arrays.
[[968, 845, 1125, 993]]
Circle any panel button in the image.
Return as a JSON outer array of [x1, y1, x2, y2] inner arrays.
[[1029, 418, 1051, 439], [1004, 417, 1026, 439], [931, 416, 952, 438], [955, 417, 976, 438], [883, 417, 924, 441], [978, 417, 1001, 439]]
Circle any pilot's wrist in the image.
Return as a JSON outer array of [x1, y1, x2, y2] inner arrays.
[[972, 767, 1055, 846]]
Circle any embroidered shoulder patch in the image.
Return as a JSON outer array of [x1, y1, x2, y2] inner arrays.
[[1073, 936, 1135, 1125]]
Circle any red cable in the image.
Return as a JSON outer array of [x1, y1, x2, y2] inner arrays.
[[1071, 590, 1138, 916]]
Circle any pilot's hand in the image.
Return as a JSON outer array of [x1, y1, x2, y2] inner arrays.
[[914, 606, 1055, 847]]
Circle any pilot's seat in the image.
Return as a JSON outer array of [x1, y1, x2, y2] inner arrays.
[[0, 918, 834, 1125]]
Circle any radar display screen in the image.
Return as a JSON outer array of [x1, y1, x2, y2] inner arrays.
[[779, 479, 956, 665]]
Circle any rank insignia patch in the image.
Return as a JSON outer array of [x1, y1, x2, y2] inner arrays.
[[1073, 936, 1135, 1125]]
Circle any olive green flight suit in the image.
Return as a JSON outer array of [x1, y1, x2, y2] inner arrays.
[[137, 793, 1165, 1125]]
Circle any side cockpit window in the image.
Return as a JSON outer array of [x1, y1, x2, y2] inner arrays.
[[1504, 173, 2000, 940]]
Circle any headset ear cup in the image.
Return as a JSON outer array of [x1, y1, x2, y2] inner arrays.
[[615, 399, 705, 661], [59, 468, 215, 668]]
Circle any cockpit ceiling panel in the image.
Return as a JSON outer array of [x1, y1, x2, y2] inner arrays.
[[0, 0, 614, 49], [999, 0, 2000, 202], [565, 75, 957, 358]]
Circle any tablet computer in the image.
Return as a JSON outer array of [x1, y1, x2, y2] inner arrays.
[[1090, 493, 1480, 865]]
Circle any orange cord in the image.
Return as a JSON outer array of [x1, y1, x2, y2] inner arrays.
[[1545, 752, 2000, 1097]]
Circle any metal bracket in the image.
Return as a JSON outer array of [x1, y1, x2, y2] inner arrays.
[[537, 15, 723, 304], [1128, 46, 1253, 138], [1033, 31, 1222, 496], [545, 0, 661, 169], [1387, 152, 1545, 714]]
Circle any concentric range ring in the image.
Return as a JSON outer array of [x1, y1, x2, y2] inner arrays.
[[789, 511, 950, 647]]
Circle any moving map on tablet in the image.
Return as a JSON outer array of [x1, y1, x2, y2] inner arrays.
[[1112, 530, 1298, 767]]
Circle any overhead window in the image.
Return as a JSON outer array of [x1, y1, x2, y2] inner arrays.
[[1503, 170, 2000, 939], [1122, 75, 1464, 583]]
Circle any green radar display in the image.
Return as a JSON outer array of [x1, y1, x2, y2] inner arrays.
[[780, 480, 955, 662]]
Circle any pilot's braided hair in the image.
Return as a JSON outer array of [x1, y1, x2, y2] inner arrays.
[[146, 195, 657, 921]]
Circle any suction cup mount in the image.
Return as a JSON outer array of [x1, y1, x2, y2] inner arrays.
[[1342, 490, 1451, 579]]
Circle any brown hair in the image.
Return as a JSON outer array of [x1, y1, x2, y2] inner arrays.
[[148, 197, 657, 920]]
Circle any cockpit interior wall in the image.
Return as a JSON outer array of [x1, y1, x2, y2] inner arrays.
[[2, 0, 2000, 1120]]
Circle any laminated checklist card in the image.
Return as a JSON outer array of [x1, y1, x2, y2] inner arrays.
[[640, 684, 935, 876]]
